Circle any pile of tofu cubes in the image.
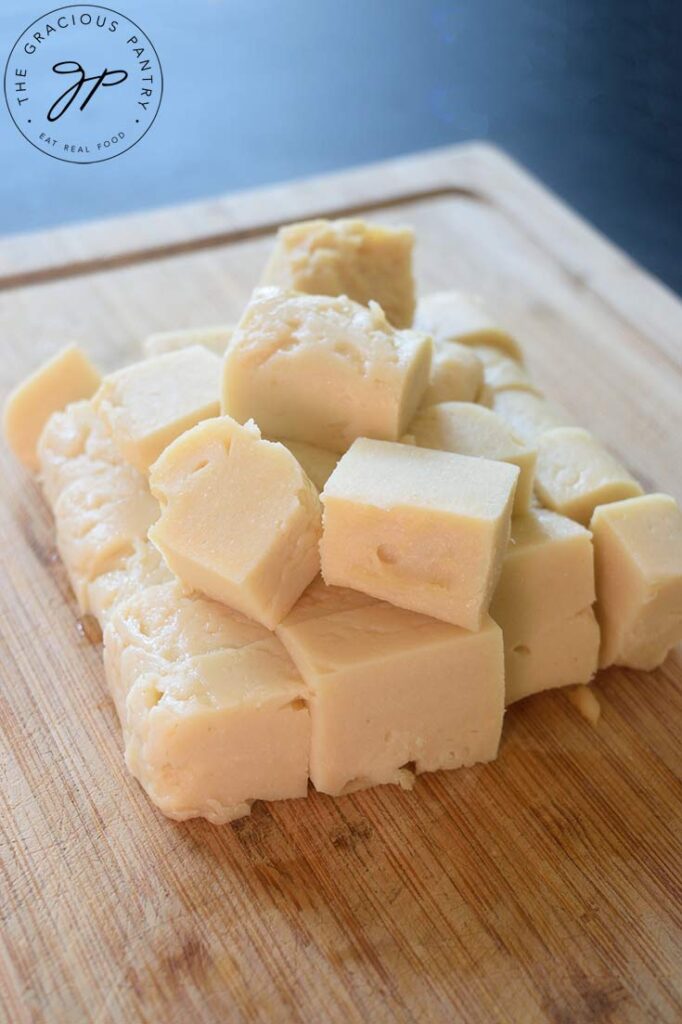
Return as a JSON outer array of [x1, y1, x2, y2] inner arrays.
[[4, 218, 682, 824]]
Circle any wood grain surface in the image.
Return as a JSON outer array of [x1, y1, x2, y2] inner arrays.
[[0, 144, 680, 1024]]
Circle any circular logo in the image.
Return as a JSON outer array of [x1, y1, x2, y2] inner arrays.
[[3, 4, 162, 164]]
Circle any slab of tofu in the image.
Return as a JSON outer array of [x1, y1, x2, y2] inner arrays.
[[4, 218, 682, 826]]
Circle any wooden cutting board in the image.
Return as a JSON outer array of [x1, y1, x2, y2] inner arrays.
[[1, 144, 680, 1024]]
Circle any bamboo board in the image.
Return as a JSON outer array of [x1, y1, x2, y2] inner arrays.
[[0, 144, 680, 1024]]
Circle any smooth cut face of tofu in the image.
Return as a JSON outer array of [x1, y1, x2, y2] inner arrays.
[[4, 344, 101, 472], [37, 400, 120, 507], [535, 427, 643, 526], [590, 494, 682, 670], [490, 508, 596, 640], [123, 639, 310, 824], [261, 217, 416, 328], [103, 578, 271, 721], [408, 402, 536, 514], [142, 325, 233, 358], [320, 439, 518, 630], [93, 346, 222, 472], [474, 345, 540, 405], [419, 342, 483, 407], [414, 291, 522, 361], [492, 390, 573, 444], [149, 416, 322, 629], [277, 439, 339, 492], [277, 582, 504, 795], [505, 607, 600, 704], [55, 462, 159, 612], [222, 288, 432, 454]]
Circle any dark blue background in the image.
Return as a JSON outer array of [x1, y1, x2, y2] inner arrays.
[[1, 0, 680, 292]]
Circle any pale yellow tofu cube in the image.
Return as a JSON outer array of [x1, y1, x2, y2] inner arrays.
[[261, 217, 415, 328], [535, 427, 643, 525], [415, 291, 522, 360], [419, 342, 483, 407], [123, 641, 310, 823], [142, 325, 233, 358], [474, 345, 540, 405], [149, 416, 322, 629], [504, 608, 600, 705], [492, 390, 574, 444], [103, 577, 310, 823], [4, 344, 101, 471], [222, 288, 432, 454], [54, 463, 159, 612], [490, 508, 599, 702], [408, 402, 536, 514], [93, 346, 221, 472], [320, 438, 518, 630], [277, 439, 339, 492], [277, 579, 504, 795], [590, 494, 682, 670], [37, 399, 119, 507], [491, 508, 595, 636], [103, 578, 270, 718]]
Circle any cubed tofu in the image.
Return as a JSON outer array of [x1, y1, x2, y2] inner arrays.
[[149, 416, 322, 629], [277, 439, 339, 492], [37, 399, 119, 507], [419, 342, 483, 407], [490, 508, 599, 702], [142, 325, 233, 358], [492, 390, 574, 444], [415, 291, 522, 360], [261, 218, 415, 328], [535, 428, 643, 526], [590, 494, 682, 670], [504, 608, 600, 705], [93, 346, 222, 472], [408, 402, 536, 514], [491, 508, 596, 636], [123, 642, 310, 824], [277, 579, 504, 795], [320, 438, 518, 630], [54, 462, 159, 612], [103, 578, 270, 718], [474, 345, 540, 405], [4, 344, 101, 471], [103, 578, 309, 823], [222, 288, 432, 454]]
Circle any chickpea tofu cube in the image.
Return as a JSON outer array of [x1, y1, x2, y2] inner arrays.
[[535, 427, 642, 526], [320, 439, 518, 630], [222, 288, 432, 454], [4, 344, 100, 472], [261, 217, 416, 328], [94, 346, 222, 472], [277, 580, 504, 796], [149, 416, 322, 629], [415, 291, 522, 361], [591, 494, 682, 670], [123, 639, 311, 824], [490, 508, 599, 703]]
